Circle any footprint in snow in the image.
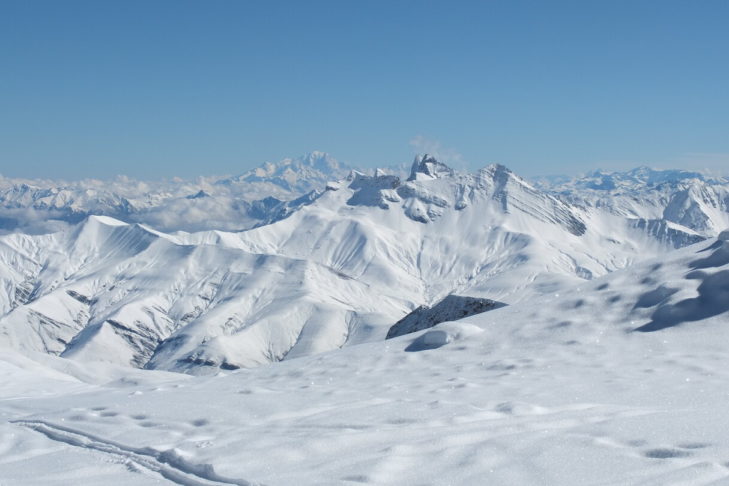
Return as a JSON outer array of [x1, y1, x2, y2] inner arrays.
[[644, 448, 692, 459], [627, 439, 648, 447], [678, 442, 710, 450], [341, 475, 370, 483]]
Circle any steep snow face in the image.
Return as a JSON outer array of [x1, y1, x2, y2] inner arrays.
[[0, 152, 351, 234], [4, 237, 729, 485], [535, 167, 729, 238]]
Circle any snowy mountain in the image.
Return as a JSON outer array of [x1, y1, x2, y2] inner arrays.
[[3, 155, 725, 374], [534, 166, 729, 238], [4, 155, 729, 484], [0, 152, 351, 234], [3, 232, 729, 485], [217, 151, 347, 195]]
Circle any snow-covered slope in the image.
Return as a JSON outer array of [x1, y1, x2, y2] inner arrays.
[[3, 234, 729, 485], [0, 215, 409, 372], [534, 166, 729, 239], [231, 156, 696, 303], [0, 156, 713, 374]]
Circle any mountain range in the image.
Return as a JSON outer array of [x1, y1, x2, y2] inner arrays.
[[4, 220, 729, 485], [1, 153, 728, 373], [0, 151, 352, 234]]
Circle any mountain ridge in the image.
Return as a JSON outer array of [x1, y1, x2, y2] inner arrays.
[[3, 155, 727, 373]]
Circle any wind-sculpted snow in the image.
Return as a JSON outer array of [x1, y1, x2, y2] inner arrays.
[[634, 240, 729, 332]]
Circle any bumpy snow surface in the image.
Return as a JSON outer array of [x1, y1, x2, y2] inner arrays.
[[3, 236, 729, 485], [3, 156, 729, 484]]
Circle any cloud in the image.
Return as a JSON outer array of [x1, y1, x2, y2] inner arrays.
[[409, 135, 466, 168], [0, 207, 73, 236]]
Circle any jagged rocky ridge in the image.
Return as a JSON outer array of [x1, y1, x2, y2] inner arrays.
[[386, 295, 506, 339]]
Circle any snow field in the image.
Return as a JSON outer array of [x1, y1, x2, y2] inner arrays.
[[3, 236, 729, 484]]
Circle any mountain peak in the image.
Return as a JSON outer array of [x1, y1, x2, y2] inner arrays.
[[407, 154, 455, 181], [186, 190, 210, 200], [248, 152, 341, 179], [480, 163, 532, 189], [85, 214, 128, 227], [217, 152, 352, 197], [482, 163, 513, 176], [293, 151, 341, 172]]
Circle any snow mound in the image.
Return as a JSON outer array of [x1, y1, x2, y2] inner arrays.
[[404, 321, 484, 351], [634, 240, 729, 331]]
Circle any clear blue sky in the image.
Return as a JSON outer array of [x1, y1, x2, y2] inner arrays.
[[1, 0, 728, 179]]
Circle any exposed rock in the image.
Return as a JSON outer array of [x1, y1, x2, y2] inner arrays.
[[387, 295, 506, 339]]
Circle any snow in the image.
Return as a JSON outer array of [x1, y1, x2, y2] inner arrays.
[[3, 156, 729, 484], [3, 236, 729, 484], [1, 157, 728, 374], [534, 166, 729, 237], [0, 152, 352, 234]]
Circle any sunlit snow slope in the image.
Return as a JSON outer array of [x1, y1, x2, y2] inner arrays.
[[3, 234, 729, 485], [535, 166, 729, 240]]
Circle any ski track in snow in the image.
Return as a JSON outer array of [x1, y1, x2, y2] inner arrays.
[[12, 420, 259, 486]]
